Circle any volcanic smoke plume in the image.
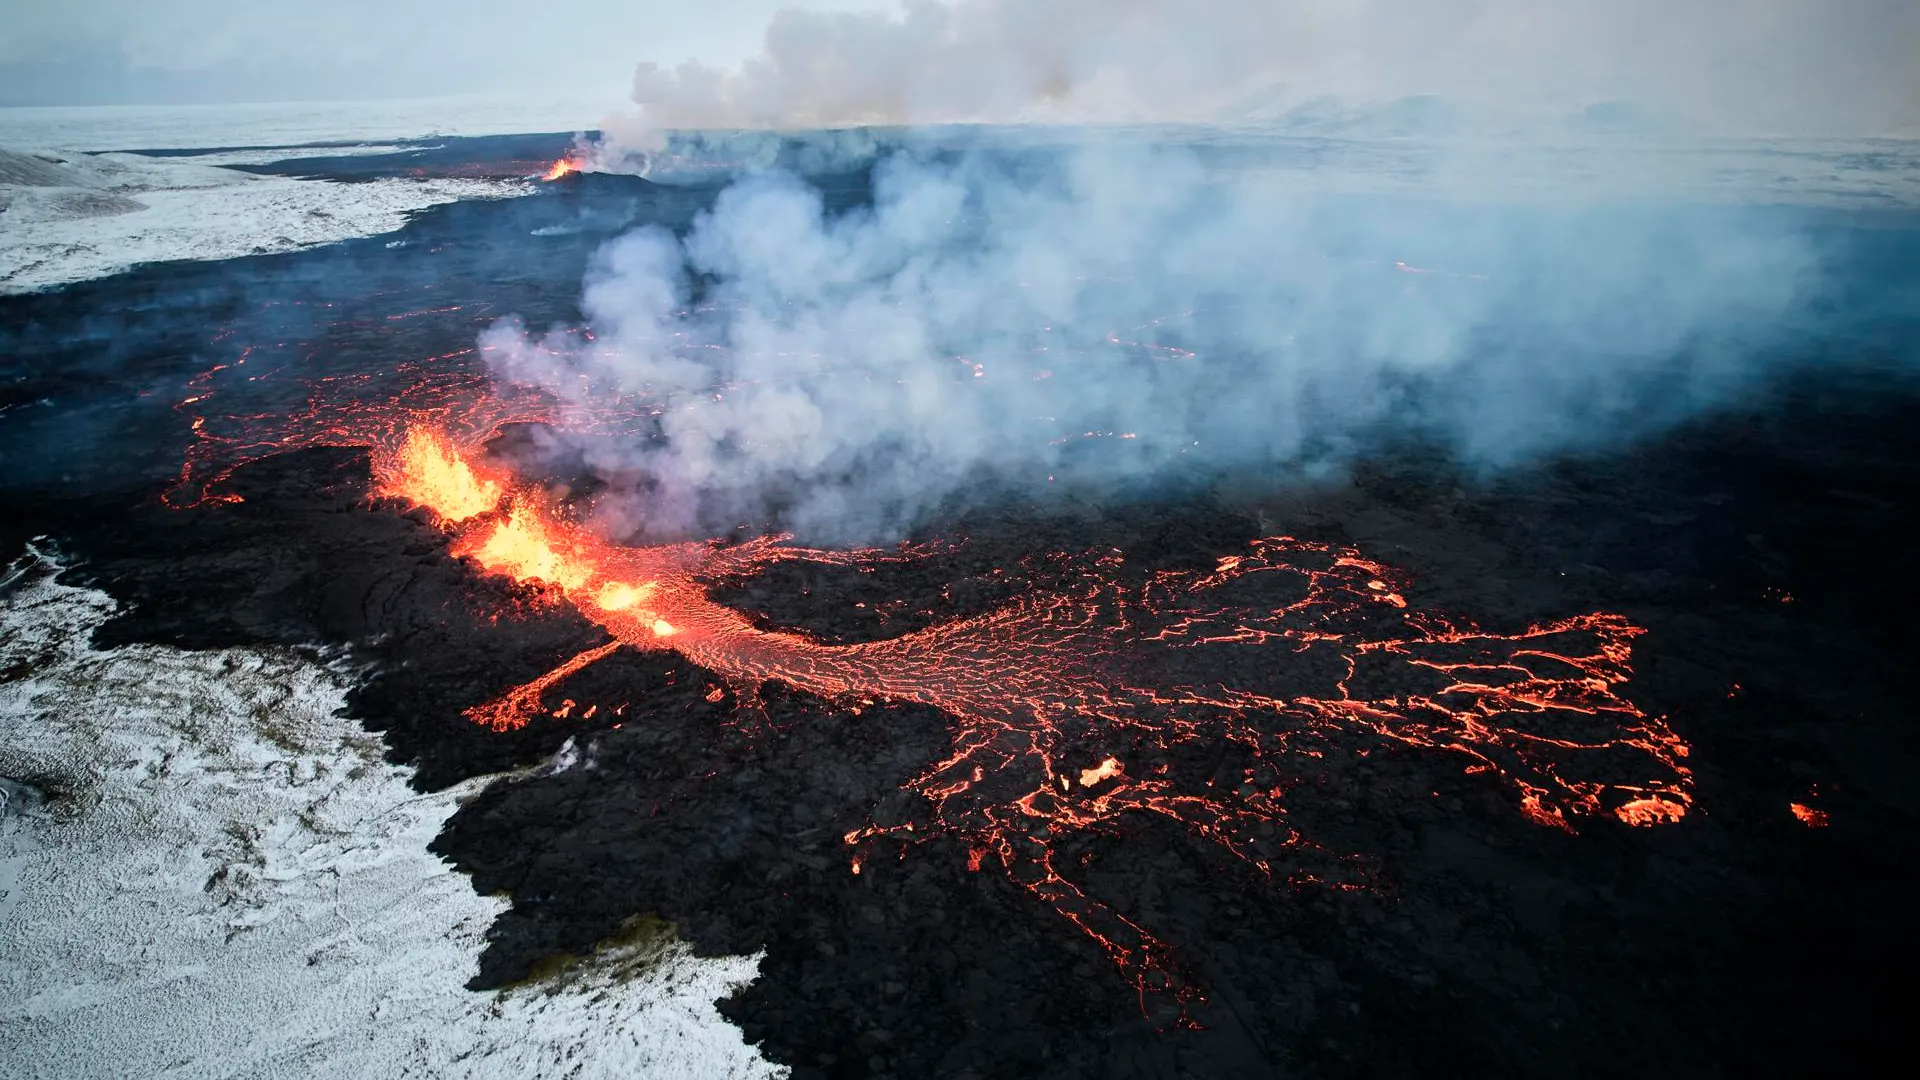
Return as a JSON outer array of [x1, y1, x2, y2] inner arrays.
[[173, 370, 1692, 1013], [602, 0, 1918, 136], [520, 1, 1920, 547], [487, 128, 1854, 546]]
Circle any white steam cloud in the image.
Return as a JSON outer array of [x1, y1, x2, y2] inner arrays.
[[608, 0, 1918, 137], [487, 140, 1838, 540], [483, 0, 1911, 542]]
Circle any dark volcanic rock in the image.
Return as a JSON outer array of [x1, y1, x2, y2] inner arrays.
[[3, 142, 1915, 1078], [27, 386, 1920, 1078], [49, 448, 618, 788]]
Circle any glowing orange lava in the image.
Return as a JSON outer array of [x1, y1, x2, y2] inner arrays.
[[173, 383, 1697, 1020], [466, 641, 622, 731], [457, 502, 594, 592], [541, 156, 583, 181], [1790, 802, 1829, 828], [383, 428, 503, 521], [1614, 795, 1690, 827]]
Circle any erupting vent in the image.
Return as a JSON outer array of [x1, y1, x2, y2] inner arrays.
[[172, 375, 1694, 1018], [540, 156, 583, 182]]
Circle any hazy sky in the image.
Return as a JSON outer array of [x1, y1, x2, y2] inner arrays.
[[0, 0, 881, 107], [2, 0, 1913, 135], [608, 0, 1918, 136]]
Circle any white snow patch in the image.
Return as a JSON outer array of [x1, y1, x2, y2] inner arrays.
[[179, 143, 427, 167], [0, 551, 784, 1080], [1, 147, 529, 295]]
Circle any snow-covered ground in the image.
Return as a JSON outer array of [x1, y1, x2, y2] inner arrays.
[[0, 550, 784, 1080], [0, 95, 609, 152], [0, 146, 527, 295], [179, 143, 425, 167]]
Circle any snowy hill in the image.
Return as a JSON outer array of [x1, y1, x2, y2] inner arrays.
[[0, 146, 526, 294]]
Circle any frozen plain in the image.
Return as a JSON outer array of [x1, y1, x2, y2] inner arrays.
[[0, 552, 784, 1080]]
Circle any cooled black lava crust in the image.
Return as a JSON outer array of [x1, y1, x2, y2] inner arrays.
[[3, 136, 1917, 1079]]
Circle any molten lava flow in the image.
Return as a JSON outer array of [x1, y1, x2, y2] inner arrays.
[[1615, 795, 1690, 827], [189, 391, 1698, 1021], [1790, 802, 1830, 827], [457, 503, 594, 592], [467, 641, 622, 731]]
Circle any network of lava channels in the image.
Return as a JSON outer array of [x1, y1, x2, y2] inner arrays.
[[176, 376, 1693, 1018]]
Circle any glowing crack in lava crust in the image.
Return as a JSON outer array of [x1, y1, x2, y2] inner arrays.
[[176, 381, 1694, 1018]]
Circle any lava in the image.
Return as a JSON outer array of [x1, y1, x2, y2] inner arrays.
[[174, 384, 1697, 1019], [1790, 802, 1830, 828], [456, 501, 595, 592], [540, 156, 583, 181], [466, 641, 622, 732], [386, 428, 503, 522]]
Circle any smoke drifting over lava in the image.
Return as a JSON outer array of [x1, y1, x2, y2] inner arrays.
[[485, 138, 1832, 542], [474, 1, 1920, 544], [11, 109, 1915, 1076], [166, 376, 1692, 1016]]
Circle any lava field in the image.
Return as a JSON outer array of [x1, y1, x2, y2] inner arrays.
[[4, 134, 1918, 1079]]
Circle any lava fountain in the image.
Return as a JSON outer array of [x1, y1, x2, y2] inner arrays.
[[540, 155, 583, 182], [174, 380, 1695, 1017]]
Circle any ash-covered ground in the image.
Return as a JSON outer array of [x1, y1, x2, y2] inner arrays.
[[4, 132, 1919, 1079]]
